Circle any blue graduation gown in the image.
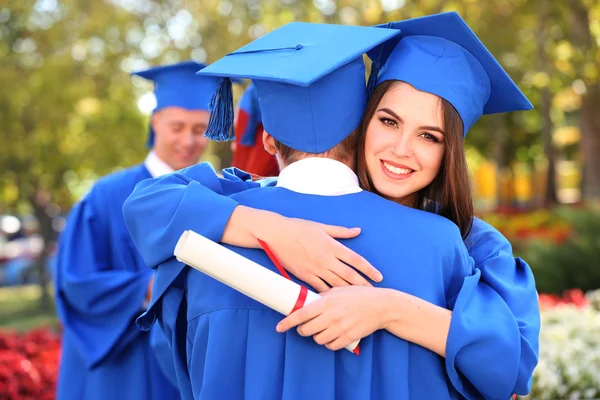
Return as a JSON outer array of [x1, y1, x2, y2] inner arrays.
[[123, 163, 540, 399], [55, 164, 180, 400], [186, 187, 477, 400]]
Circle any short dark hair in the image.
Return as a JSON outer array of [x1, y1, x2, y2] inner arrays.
[[274, 128, 359, 166]]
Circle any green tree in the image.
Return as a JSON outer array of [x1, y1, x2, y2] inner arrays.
[[1, 0, 167, 309], [3, 0, 600, 309]]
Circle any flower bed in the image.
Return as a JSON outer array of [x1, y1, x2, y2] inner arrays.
[[0, 327, 60, 400], [481, 209, 572, 246], [1, 289, 599, 399], [521, 289, 600, 399], [538, 289, 590, 310]]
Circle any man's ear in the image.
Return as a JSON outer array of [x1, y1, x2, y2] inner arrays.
[[262, 131, 277, 155], [150, 110, 161, 132]]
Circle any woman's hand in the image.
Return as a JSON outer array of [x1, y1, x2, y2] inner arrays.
[[277, 286, 452, 357], [222, 206, 383, 292], [259, 215, 384, 292], [276, 286, 391, 351]]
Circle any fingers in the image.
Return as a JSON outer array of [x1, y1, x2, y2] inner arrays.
[[305, 275, 330, 293], [312, 324, 359, 351], [319, 269, 350, 289], [296, 315, 330, 338], [333, 241, 383, 283], [325, 336, 355, 352], [329, 260, 372, 287], [313, 223, 383, 284], [276, 300, 324, 333], [319, 224, 361, 239], [313, 327, 342, 347]]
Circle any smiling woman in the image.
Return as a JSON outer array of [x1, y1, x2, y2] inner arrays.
[[356, 79, 473, 238]]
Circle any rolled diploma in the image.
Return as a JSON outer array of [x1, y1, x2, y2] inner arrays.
[[174, 230, 360, 354]]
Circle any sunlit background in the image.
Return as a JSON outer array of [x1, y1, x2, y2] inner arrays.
[[1, 0, 600, 398]]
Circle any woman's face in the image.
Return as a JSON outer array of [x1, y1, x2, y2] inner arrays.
[[364, 82, 446, 203]]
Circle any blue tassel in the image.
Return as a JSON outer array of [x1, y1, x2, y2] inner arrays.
[[206, 78, 235, 141]]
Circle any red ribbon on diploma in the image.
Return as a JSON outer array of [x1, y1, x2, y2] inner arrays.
[[257, 238, 308, 313], [257, 238, 360, 356]]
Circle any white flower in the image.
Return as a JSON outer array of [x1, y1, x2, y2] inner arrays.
[[523, 290, 600, 399]]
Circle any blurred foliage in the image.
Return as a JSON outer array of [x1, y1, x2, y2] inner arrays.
[[0, 285, 57, 331], [0, 0, 599, 216], [0, 1, 160, 217], [482, 208, 573, 248], [520, 207, 600, 294], [481, 205, 600, 294]]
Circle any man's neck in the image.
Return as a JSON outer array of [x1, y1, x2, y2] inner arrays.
[[144, 150, 175, 178], [281, 154, 353, 171], [276, 157, 361, 196]]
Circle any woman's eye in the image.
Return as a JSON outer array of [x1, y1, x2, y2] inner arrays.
[[420, 132, 439, 143], [379, 117, 397, 128]]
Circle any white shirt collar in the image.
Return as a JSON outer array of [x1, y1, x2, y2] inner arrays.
[[144, 151, 174, 178], [276, 157, 362, 196]]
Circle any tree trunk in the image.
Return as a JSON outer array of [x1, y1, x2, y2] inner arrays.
[[538, 0, 558, 205], [29, 189, 55, 313], [580, 85, 600, 199], [566, 0, 600, 200], [492, 114, 509, 208]]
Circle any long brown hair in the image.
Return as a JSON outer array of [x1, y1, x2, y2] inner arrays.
[[355, 80, 474, 239]]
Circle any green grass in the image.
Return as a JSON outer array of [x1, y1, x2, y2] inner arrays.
[[0, 284, 58, 332]]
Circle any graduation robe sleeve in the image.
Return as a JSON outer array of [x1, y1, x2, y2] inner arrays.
[[126, 163, 270, 396], [146, 258, 194, 400], [123, 163, 269, 334], [445, 218, 541, 399], [55, 188, 151, 369], [122, 162, 265, 270]]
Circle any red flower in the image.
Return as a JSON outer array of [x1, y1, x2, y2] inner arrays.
[[0, 327, 61, 400], [538, 289, 591, 309], [562, 289, 590, 308]]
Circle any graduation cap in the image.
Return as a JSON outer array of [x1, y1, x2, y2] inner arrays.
[[367, 11, 533, 135], [131, 60, 240, 147], [197, 22, 401, 153]]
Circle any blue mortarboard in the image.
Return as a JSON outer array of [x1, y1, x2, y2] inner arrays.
[[197, 22, 401, 153], [131, 61, 239, 147], [367, 12, 533, 135]]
